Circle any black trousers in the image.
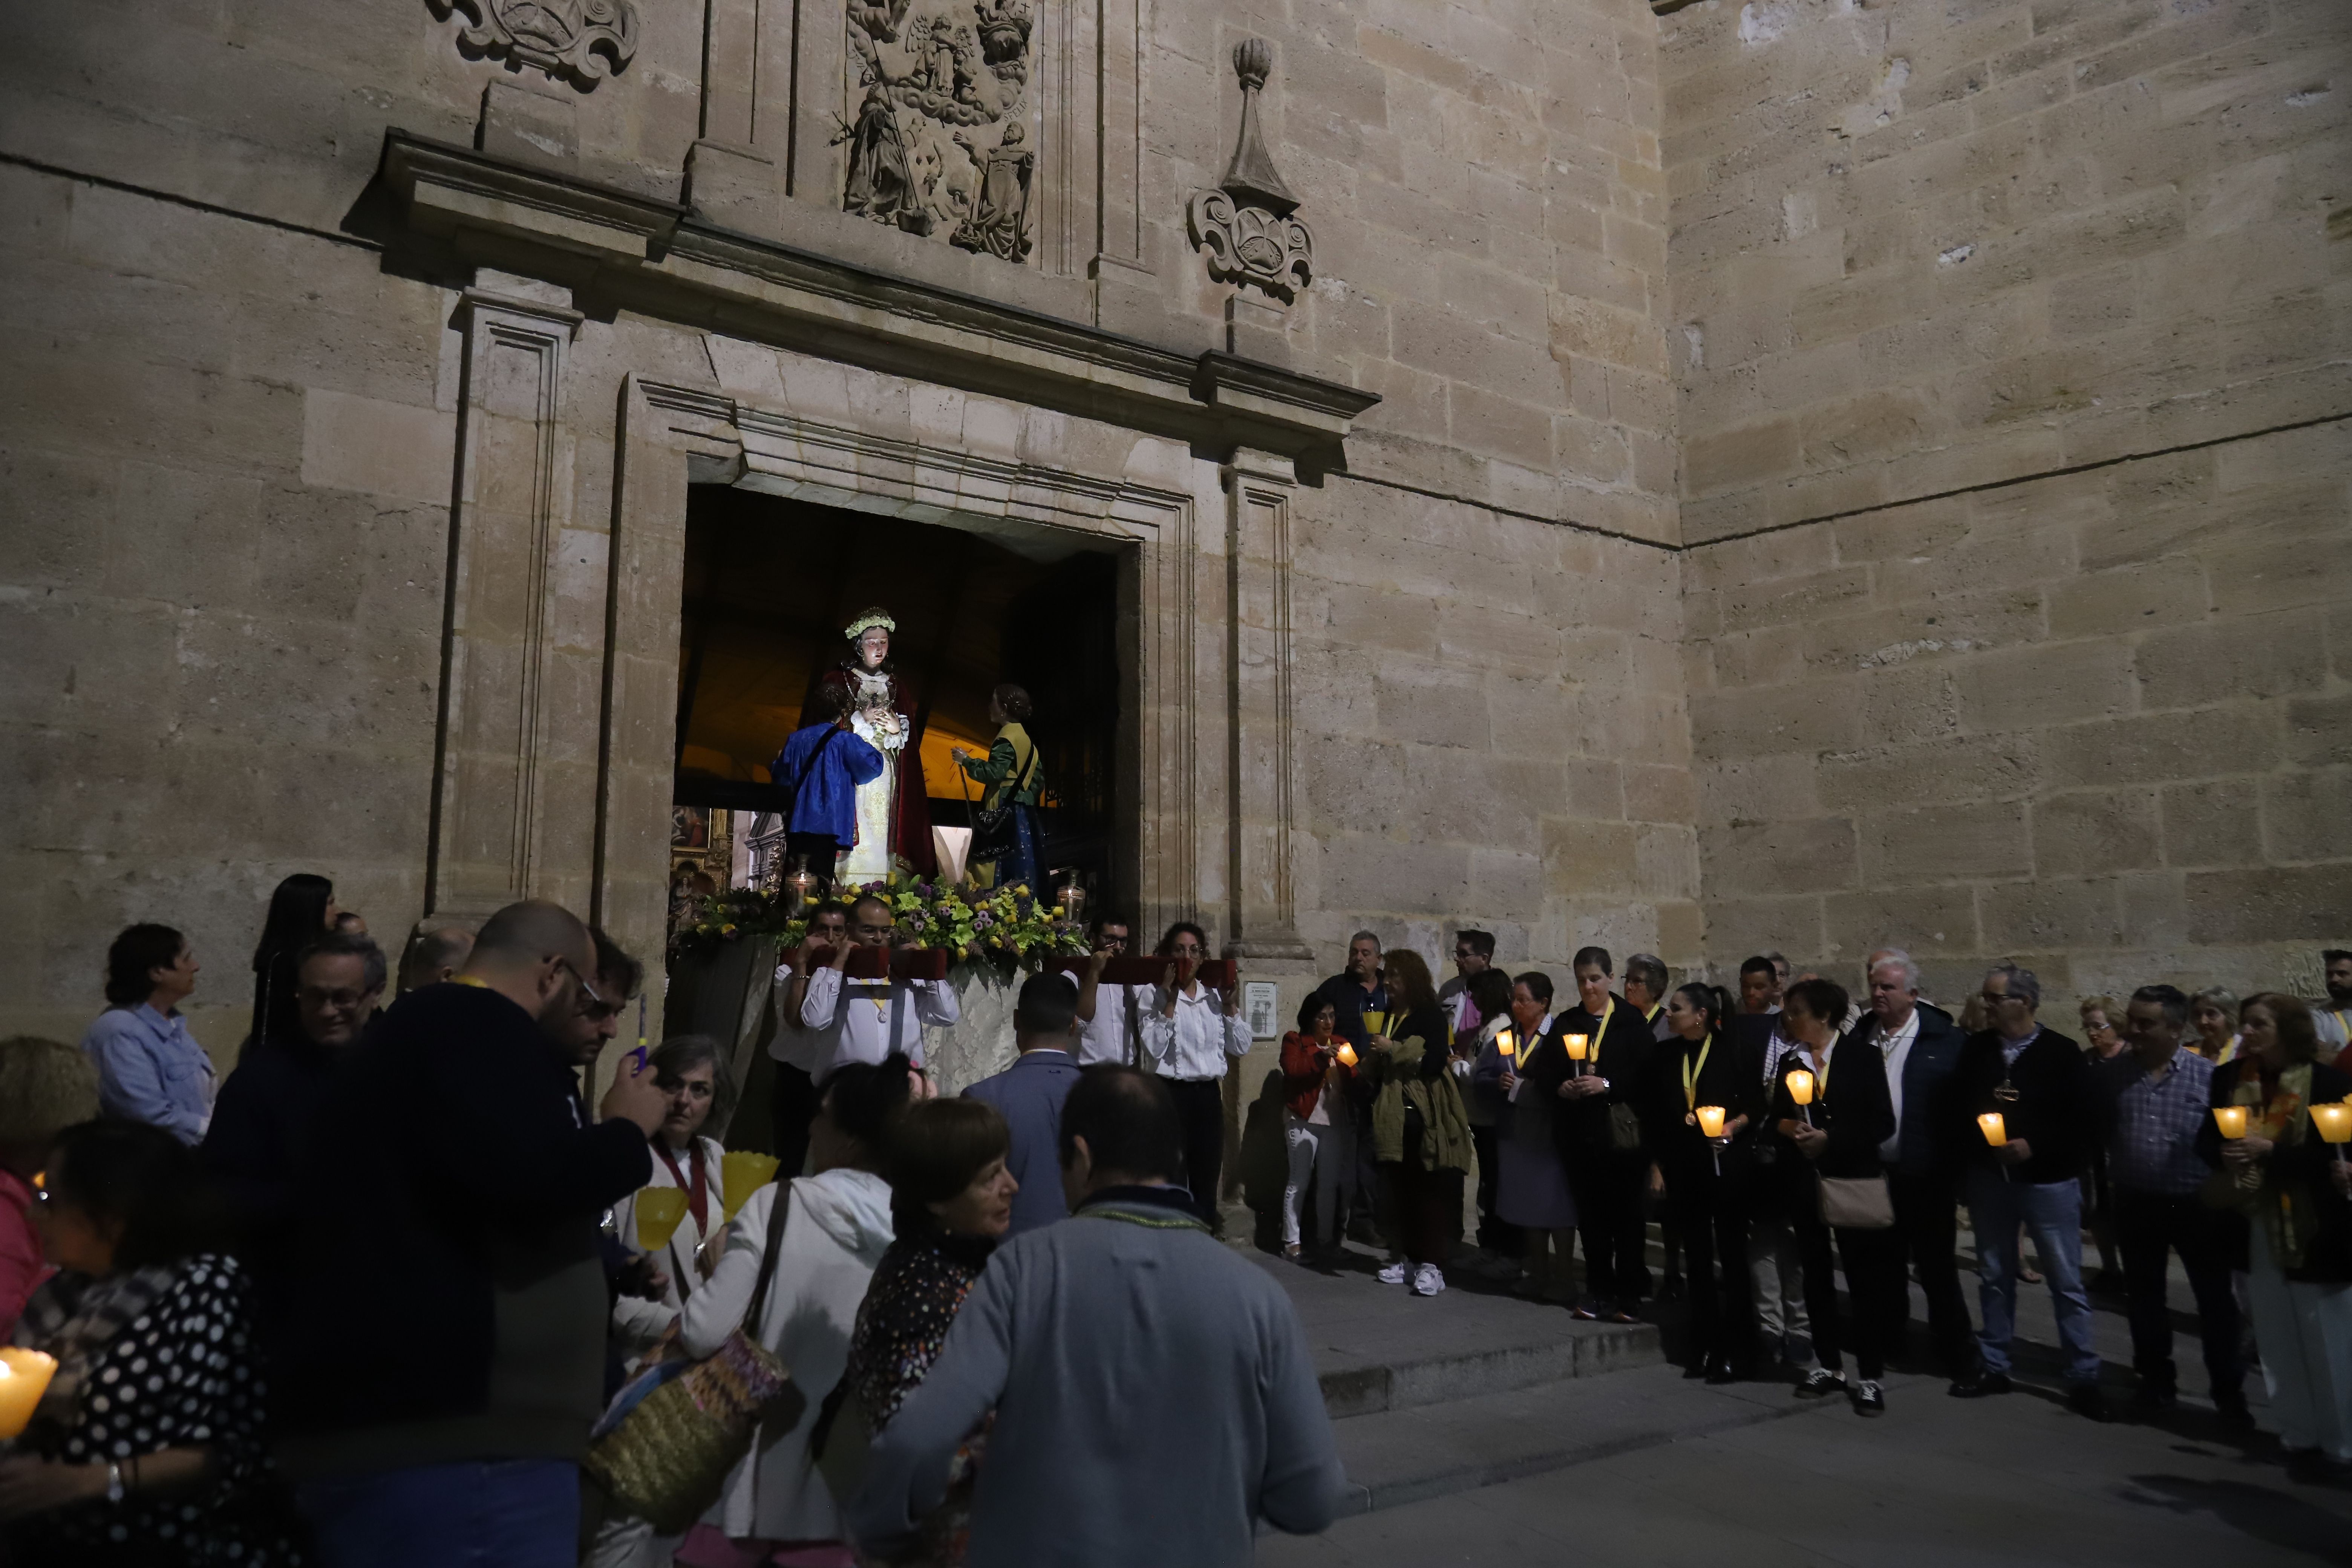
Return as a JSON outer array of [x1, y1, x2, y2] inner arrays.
[[1470, 1124, 1522, 1256], [1889, 1168, 1979, 1375], [1165, 1077, 1226, 1226], [1793, 1208, 1903, 1381], [2115, 1187, 2244, 1399], [769, 1060, 821, 1179], [1665, 1165, 1752, 1366], [1568, 1151, 1652, 1306]]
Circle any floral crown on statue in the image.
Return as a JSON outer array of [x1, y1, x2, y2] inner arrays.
[[843, 607, 897, 641]]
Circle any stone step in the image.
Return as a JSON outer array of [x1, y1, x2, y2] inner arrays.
[[1241, 1241, 1664, 1419]]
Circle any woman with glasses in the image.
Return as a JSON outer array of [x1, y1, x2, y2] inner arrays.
[[0, 1038, 100, 1341]]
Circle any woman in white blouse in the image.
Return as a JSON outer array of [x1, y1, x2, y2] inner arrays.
[[1141, 921, 1251, 1228], [608, 1036, 736, 1367]]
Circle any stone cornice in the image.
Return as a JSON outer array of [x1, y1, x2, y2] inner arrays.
[[380, 131, 1378, 473]]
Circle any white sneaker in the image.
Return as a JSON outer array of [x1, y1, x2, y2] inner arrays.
[[1411, 1264, 1446, 1296], [1377, 1262, 1410, 1285]]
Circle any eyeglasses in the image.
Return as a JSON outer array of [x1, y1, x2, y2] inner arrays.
[[556, 957, 620, 1019], [298, 988, 374, 1009]]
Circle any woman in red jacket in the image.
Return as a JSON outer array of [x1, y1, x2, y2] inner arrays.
[[1279, 995, 1356, 1260]]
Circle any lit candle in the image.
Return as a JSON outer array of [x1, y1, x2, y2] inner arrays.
[[1497, 1029, 1516, 1060], [1565, 1034, 1589, 1060], [0, 1348, 57, 1439], [1977, 1112, 2007, 1147], [635, 1187, 691, 1251], [1786, 1069, 1814, 1107], [1696, 1105, 1727, 1139], [1058, 877, 1087, 923], [2213, 1105, 2248, 1141], [2314, 1104, 2352, 1145], [1337, 1042, 1358, 1068]]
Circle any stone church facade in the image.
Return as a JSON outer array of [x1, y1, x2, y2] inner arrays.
[[2, 0, 2344, 1052]]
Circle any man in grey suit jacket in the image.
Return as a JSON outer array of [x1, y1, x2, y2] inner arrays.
[[852, 1065, 1344, 1566], [964, 971, 1085, 1235]]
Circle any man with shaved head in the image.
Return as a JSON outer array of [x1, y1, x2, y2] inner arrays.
[[275, 900, 669, 1567]]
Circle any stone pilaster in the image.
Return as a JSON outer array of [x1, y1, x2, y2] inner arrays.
[[1222, 448, 1312, 960], [425, 287, 588, 924]]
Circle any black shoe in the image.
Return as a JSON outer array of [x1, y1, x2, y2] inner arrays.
[[1850, 1379, 1887, 1417], [2089, 1268, 2126, 1295], [1682, 1358, 1710, 1380], [1794, 1368, 1847, 1399], [2067, 1384, 2114, 1424], [1948, 1370, 2013, 1399], [2133, 1382, 2179, 1412], [1660, 1274, 1686, 1302], [1705, 1357, 1741, 1386], [2214, 1391, 2254, 1430]]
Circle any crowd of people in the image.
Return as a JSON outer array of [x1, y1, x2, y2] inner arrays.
[[0, 881, 1337, 1568], [1, 868, 2346, 1565], [1267, 933, 2352, 1454]]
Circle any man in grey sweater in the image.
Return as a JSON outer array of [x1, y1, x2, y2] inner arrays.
[[850, 1064, 1344, 1565]]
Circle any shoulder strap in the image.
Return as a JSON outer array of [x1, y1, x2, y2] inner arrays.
[[741, 1179, 795, 1332], [790, 729, 842, 797]]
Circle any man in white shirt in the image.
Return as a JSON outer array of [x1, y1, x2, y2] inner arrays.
[[1141, 921, 1250, 1227], [1858, 949, 1976, 1378], [795, 892, 959, 1086], [1074, 914, 1147, 1067], [2315, 948, 2352, 1063]]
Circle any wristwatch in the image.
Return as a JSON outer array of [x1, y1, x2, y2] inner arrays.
[[105, 1461, 124, 1504]]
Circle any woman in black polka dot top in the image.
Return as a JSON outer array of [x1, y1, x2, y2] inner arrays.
[[0, 1121, 302, 1566]]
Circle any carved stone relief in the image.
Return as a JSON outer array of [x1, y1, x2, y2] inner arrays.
[[1187, 39, 1313, 303], [838, 0, 1037, 259], [433, 0, 638, 87]]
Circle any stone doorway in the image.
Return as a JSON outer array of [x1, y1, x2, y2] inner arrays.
[[668, 483, 1125, 908]]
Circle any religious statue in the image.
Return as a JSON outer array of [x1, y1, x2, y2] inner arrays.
[[838, 86, 913, 224], [805, 608, 936, 881], [950, 121, 1034, 261]]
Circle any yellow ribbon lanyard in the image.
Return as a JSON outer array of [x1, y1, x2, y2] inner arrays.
[[1681, 1034, 1712, 1112]]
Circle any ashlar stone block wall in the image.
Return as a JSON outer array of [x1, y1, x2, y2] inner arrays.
[[1666, 0, 2352, 1011]]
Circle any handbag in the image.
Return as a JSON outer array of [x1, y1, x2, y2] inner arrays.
[[583, 1179, 797, 1533], [1818, 1173, 1896, 1230], [968, 742, 1039, 864], [811, 1370, 878, 1510], [1607, 1102, 1644, 1154]]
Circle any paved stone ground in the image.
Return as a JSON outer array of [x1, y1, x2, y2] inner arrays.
[[1235, 1205, 2352, 1565], [1259, 1364, 2352, 1566]]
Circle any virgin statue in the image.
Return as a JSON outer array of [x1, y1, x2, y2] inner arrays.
[[807, 608, 936, 882]]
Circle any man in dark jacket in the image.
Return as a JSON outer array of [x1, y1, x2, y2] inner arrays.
[[1854, 949, 1975, 1378], [201, 929, 385, 1345], [274, 900, 668, 1568], [1948, 963, 2106, 1418], [965, 971, 1086, 1235], [1529, 946, 1655, 1321]]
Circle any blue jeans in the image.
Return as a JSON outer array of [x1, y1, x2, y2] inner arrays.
[[1967, 1169, 2101, 1385], [299, 1459, 580, 1568]]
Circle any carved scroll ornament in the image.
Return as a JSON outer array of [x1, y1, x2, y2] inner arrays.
[[1187, 190, 1311, 302], [1188, 39, 1313, 303], [435, 0, 638, 87]]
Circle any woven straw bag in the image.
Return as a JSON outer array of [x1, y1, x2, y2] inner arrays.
[[585, 1179, 795, 1533]]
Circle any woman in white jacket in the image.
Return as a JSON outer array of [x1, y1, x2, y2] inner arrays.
[[609, 1036, 737, 1368], [676, 1052, 912, 1560]]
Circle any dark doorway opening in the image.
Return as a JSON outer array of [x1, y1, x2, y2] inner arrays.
[[670, 484, 1123, 904]]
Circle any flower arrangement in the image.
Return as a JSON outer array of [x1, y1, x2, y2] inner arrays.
[[674, 875, 1089, 974]]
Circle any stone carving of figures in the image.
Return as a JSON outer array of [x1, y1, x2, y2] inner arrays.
[[848, 0, 916, 42], [837, 86, 912, 222], [950, 122, 1034, 262]]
